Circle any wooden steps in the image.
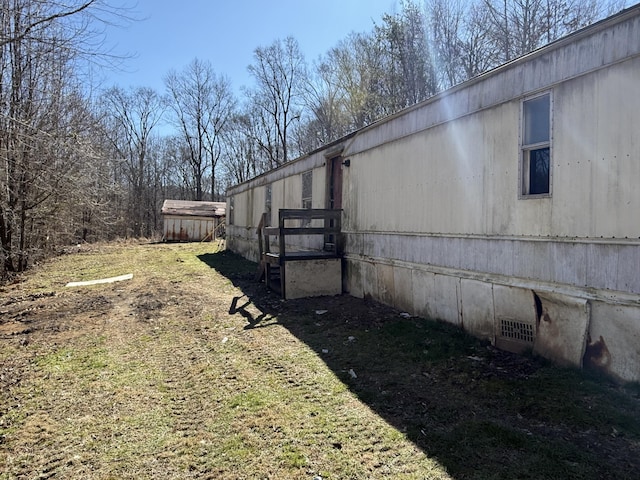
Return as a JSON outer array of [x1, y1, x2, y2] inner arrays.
[[256, 209, 342, 299]]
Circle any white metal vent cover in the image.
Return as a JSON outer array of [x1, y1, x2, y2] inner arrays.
[[499, 318, 535, 344]]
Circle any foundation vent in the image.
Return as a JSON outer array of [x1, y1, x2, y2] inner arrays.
[[500, 319, 535, 344]]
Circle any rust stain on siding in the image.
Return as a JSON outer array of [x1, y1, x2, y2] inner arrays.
[[583, 334, 612, 373]]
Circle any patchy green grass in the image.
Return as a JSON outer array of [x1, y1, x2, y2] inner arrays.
[[1, 243, 639, 479]]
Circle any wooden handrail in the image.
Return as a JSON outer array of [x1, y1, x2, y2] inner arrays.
[[264, 226, 340, 236], [257, 208, 343, 298], [277, 208, 341, 220]]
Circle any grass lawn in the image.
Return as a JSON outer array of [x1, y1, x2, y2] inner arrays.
[[1, 241, 639, 479]]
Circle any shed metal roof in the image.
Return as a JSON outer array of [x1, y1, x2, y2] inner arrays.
[[161, 200, 226, 217]]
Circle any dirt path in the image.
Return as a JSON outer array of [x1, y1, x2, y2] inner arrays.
[[0, 243, 440, 479]]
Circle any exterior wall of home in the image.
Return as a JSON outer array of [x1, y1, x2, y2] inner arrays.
[[227, 155, 329, 262], [226, 7, 640, 382]]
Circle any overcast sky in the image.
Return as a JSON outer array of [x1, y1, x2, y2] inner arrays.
[[101, 0, 398, 95]]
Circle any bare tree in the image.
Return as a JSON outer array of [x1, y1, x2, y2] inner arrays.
[[375, 2, 437, 108], [158, 135, 195, 200], [543, 0, 601, 42], [399, 1, 438, 102], [247, 37, 306, 167], [0, 0, 97, 47], [220, 113, 265, 185], [100, 86, 166, 237], [459, 0, 499, 79], [428, 0, 466, 88], [482, 0, 609, 62], [325, 32, 385, 130], [299, 56, 350, 150], [0, 0, 127, 273], [63, 131, 124, 242], [165, 58, 235, 201], [295, 2, 436, 149]]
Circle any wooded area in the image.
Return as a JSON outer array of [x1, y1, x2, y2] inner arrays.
[[0, 0, 629, 276]]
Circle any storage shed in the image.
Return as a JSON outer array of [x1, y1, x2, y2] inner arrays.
[[226, 6, 640, 383], [161, 200, 225, 242]]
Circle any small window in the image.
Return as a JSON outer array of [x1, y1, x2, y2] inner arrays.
[[264, 184, 272, 226], [228, 196, 234, 225], [302, 171, 312, 209], [301, 170, 312, 226], [521, 93, 551, 197]]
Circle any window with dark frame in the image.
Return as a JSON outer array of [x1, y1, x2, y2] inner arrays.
[[521, 93, 551, 196], [264, 184, 272, 227], [301, 170, 312, 226]]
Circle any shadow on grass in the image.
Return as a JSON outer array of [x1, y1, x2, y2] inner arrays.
[[199, 250, 640, 480]]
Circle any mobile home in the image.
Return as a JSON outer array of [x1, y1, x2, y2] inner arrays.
[[227, 6, 640, 382]]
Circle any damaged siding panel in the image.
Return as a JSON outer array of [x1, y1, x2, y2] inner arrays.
[[586, 303, 640, 383], [532, 291, 590, 369], [347, 253, 635, 370], [359, 259, 379, 301]]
